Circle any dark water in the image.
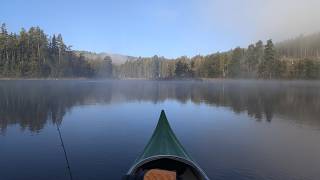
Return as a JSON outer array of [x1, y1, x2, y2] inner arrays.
[[1, 80, 320, 180]]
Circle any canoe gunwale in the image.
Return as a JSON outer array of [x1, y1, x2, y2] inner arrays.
[[127, 155, 209, 180]]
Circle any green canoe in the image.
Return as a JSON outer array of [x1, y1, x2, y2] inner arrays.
[[124, 110, 209, 180]]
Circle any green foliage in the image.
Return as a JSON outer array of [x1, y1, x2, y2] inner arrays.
[[175, 57, 191, 78], [258, 39, 285, 79], [114, 36, 320, 80], [304, 59, 320, 79], [89, 56, 113, 78], [115, 56, 173, 79], [290, 59, 320, 79], [229, 47, 243, 78], [0, 23, 94, 78], [1, 23, 320, 79]]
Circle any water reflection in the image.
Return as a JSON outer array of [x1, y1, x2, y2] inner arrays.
[[1, 80, 320, 133]]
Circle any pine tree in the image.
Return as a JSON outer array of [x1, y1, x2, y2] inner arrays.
[[229, 47, 243, 78], [175, 57, 190, 78]]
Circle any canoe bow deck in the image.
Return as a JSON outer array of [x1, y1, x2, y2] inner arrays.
[[125, 110, 209, 180]]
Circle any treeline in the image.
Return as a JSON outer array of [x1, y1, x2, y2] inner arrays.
[[0, 23, 113, 78], [277, 33, 320, 58], [1, 23, 320, 79], [116, 36, 320, 79]]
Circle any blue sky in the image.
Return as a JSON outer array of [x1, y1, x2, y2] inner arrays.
[[2, 0, 320, 58]]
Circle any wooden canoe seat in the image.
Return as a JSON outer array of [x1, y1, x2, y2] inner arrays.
[[144, 169, 176, 180]]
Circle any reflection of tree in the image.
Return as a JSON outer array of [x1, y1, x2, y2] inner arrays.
[[0, 80, 112, 133], [113, 81, 320, 125], [1, 80, 320, 133]]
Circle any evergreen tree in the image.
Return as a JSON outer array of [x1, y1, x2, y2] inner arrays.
[[229, 47, 243, 77], [175, 57, 190, 78], [1, 22, 320, 80], [259, 40, 279, 78]]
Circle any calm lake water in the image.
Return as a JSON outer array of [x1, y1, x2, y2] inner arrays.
[[1, 80, 320, 180]]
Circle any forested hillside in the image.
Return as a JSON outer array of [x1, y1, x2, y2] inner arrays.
[[117, 34, 320, 79], [1, 23, 320, 79]]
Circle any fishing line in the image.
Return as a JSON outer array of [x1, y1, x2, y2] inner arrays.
[[56, 123, 74, 180]]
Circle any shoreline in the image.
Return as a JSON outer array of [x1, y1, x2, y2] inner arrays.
[[1, 77, 320, 82]]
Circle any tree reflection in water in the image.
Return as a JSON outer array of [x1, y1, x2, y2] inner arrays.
[[1, 80, 320, 133]]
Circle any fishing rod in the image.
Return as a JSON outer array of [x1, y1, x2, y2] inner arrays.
[[56, 123, 74, 180]]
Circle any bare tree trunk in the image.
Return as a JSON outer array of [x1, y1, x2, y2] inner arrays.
[[58, 48, 61, 65], [38, 42, 41, 73]]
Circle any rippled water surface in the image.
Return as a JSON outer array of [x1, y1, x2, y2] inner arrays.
[[1, 80, 320, 180]]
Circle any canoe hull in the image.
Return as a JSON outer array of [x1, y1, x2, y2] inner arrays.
[[125, 110, 210, 180]]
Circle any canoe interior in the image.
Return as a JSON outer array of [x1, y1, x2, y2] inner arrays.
[[130, 157, 202, 180]]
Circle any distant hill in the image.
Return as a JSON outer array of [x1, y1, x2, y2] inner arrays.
[[74, 51, 137, 65]]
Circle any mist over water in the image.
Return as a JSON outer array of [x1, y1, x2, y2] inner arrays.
[[1, 80, 320, 180], [199, 0, 320, 43]]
